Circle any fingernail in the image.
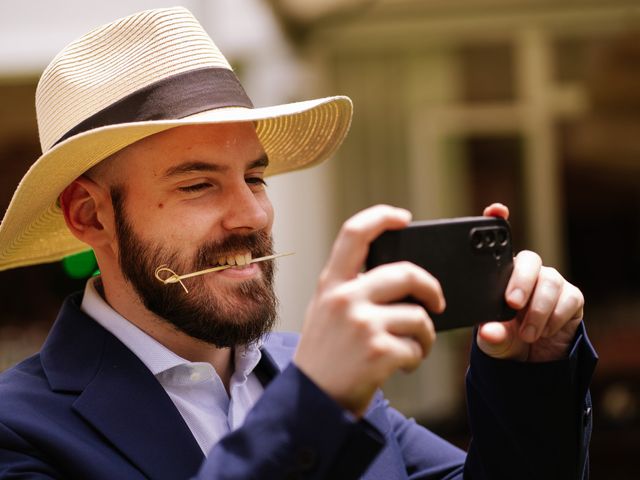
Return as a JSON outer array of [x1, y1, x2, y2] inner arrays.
[[397, 208, 412, 220], [508, 288, 525, 307], [522, 325, 537, 343]]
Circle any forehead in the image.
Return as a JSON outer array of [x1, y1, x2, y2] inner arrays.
[[106, 122, 266, 179]]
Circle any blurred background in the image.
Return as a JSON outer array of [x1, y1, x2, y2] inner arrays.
[[1, 0, 639, 477]]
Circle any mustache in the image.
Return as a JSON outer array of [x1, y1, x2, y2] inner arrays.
[[195, 231, 273, 268]]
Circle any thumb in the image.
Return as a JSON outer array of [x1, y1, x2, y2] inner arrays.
[[477, 320, 529, 361]]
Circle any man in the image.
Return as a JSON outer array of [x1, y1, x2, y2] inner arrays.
[[0, 7, 596, 479]]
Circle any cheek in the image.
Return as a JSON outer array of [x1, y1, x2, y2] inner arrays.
[[261, 196, 275, 230], [141, 207, 215, 245], [169, 213, 218, 243]]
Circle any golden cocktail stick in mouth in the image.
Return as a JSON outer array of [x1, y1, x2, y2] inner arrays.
[[154, 252, 295, 293]]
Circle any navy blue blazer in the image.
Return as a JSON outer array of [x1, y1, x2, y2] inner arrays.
[[0, 293, 597, 479]]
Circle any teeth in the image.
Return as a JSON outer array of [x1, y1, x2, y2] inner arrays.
[[217, 252, 252, 267]]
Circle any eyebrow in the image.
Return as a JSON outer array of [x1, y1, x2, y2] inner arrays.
[[162, 154, 269, 178]]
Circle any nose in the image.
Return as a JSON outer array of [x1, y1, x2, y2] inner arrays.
[[220, 181, 271, 233]]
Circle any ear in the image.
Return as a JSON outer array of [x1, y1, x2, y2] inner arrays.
[[59, 176, 114, 248]]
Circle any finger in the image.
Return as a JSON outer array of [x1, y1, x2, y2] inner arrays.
[[353, 303, 431, 373], [359, 262, 445, 313], [380, 303, 436, 359], [505, 250, 542, 309], [477, 320, 528, 361], [519, 267, 564, 343], [380, 334, 426, 373], [542, 283, 584, 338], [322, 205, 411, 283], [483, 203, 509, 220]]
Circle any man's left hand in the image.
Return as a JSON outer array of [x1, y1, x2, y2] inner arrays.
[[477, 203, 584, 362]]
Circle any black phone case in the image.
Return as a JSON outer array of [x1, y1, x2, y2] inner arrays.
[[365, 217, 516, 331]]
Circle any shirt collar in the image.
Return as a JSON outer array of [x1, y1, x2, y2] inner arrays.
[[233, 342, 262, 383]]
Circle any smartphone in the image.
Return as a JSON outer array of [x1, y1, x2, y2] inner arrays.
[[365, 216, 516, 331]]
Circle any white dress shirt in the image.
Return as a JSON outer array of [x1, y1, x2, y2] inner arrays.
[[80, 277, 264, 456]]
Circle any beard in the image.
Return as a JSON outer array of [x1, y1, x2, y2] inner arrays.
[[111, 187, 278, 348]]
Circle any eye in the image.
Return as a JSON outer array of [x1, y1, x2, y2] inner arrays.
[[178, 182, 211, 193], [246, 177, 268, 189]]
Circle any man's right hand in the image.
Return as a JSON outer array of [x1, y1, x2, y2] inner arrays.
[[293, 205, 444, 417]]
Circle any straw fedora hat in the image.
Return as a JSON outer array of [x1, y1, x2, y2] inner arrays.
[[0, 6, 352, 272]]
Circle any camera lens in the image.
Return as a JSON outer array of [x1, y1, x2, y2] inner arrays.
[[496, 228, 508, 247], [483, 230, 496, 248], [471, 230, 484, 250]]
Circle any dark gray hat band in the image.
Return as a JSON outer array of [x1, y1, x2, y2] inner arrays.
[[53, 67, 253, 147]]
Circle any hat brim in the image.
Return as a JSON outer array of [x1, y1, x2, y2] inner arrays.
[[0, 95, 352, 271]]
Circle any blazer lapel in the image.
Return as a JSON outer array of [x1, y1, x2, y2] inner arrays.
[[41, 294, 203, 480], [361, 396, 407, 480], [255, 331, 301, 388], [258, 331, 297, 366]]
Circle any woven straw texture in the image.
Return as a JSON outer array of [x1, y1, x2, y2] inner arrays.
[[37, 7, 232, 152], [0, 7, 352, 271]]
